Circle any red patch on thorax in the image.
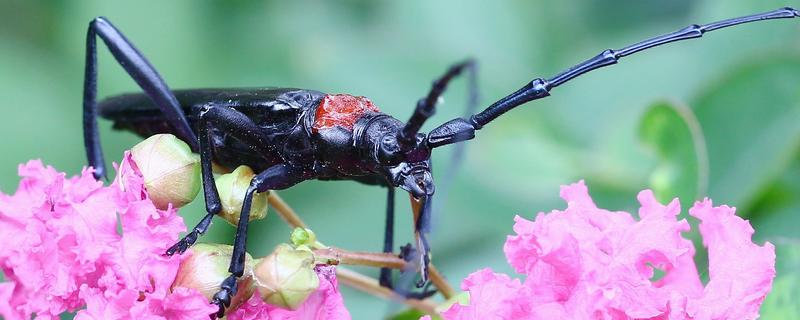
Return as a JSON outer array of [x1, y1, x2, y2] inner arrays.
[[312, 94, 380, 132]]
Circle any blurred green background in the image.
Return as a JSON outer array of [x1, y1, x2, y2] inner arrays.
[[1, 1, 799, 318]]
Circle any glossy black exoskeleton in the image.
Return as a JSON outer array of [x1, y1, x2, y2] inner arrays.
[[81, 8, 799, 317]]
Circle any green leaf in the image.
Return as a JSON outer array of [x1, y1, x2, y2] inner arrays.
[[760, 241, 800, 319], [638, 100, 708, 206], [749, 156, 800, 236], [691, 56, 800, 212]]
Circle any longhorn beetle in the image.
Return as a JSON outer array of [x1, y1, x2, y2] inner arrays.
[[82, 7, 799, 317]]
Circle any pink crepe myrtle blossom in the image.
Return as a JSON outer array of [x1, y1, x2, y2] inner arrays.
[[436, 181, 775, 320], [0, 155, 349, 319]]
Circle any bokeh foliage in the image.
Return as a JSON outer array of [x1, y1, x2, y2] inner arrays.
[[1, 1, 798, 318]]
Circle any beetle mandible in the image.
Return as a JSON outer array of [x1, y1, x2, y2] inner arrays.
[[80, 7, 799, 317]]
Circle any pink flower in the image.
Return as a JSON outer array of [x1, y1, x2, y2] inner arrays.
[[227, 265, 351, 320], [0, 155, 351, 319], [438, 181, 775, 320], [0, 155, 217, 319]]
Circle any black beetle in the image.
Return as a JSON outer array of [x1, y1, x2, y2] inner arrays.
[[81, 7, 799, 316]]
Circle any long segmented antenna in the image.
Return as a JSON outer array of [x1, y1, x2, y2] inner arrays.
[[427, 7, 800, 148]]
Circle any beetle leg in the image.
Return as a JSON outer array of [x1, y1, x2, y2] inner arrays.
[[83, 17, 197, 180], [432, 60, 479, 227], [380, 187, 438, 299], [212, 163, 303, 318], [165, 107, 221, 255], [443, 59, 478, 183], [414, 195, 433, 287], [167, 104, 277, 256], [398, 59, 476, 150], [379, 187, 395, 288], [393, 243, 437, 299]]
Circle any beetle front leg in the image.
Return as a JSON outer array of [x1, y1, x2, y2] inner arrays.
[[398, 59, 476, 150], [442, 60, 478, 186], [212, 163, 303, 318], [379, 187, 395, 288], [414, 195, 433, 287]]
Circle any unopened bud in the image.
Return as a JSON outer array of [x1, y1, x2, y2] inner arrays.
[[252, 243, 319, 310], [290, 227, 316, 247], [130, 134, 201, 210], [171, 243, 255, 312], [216, 165, 269, 226]]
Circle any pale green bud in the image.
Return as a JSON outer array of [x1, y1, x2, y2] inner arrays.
[[215, 165, 269, 226], [171, 243, 255, 313], [130, 134, 201, 210], [290, 227, 316, 247], [252, 243, 320, 310]]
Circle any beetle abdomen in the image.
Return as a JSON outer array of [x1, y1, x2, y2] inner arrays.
[[97, 88, 326, 172], [99, 88, 325, 137]]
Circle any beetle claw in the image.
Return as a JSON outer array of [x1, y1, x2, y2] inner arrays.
[[401, 282, 437, 300], [209, 275, 237, 318], [165, 230, 200, 256]]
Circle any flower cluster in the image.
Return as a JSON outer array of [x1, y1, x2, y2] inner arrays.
[[0, 155, 214, 319], [0, 155, 349, 319], [0, 151, 777, 319], [436, 181, 776, 319]]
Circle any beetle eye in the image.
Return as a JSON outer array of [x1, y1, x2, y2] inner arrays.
[[377, 135, 402, 166]]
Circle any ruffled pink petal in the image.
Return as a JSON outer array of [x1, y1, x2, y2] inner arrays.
[[439, 181, 775, 320], [686, 199, 776, 319], [0, 282, 25, 320], [441, 268, 533, 320]]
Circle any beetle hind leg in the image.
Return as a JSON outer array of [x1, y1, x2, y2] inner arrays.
[[83, 17, 197, 180]]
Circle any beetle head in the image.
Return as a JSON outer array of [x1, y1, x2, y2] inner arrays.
[[378, 133, 434, 198], [359, 114, 434, 198]]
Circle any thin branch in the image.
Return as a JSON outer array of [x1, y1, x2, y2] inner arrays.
[[336, 267, 438, 315], [428, 265, 455, 299], [312, 246, 455, 299], [313, 247, 406, 269], [268, 191, 456, 300]]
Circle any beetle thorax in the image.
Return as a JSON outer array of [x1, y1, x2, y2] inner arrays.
[[309, 94, 394, 177], [312, 94, 380, 133]]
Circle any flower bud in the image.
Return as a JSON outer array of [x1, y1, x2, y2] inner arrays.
[[171, 243, 255, 312], [216, 165, 269, 226], [252, 243, 320, 310], [130, 134, 201, 210], [290, 227, 323, 249]]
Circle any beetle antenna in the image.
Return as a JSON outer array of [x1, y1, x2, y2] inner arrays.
[[399, 60, 475, 151], [427, 7, 800, 148]]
